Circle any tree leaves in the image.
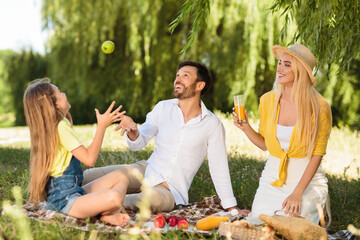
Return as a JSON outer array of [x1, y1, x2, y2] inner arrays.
[[3, 0, 356, 128], [271, 0, 360, 72], [169, 0, 211, 53]]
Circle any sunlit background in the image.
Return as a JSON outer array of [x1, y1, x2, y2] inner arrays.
[[0, 0, 359, 234], [0, 0, 46, 53]]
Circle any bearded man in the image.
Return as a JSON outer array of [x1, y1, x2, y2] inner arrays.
[[83, 61, 248, 215]]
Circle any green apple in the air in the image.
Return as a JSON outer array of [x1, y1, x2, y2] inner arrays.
[[101, 41, 115, 54]]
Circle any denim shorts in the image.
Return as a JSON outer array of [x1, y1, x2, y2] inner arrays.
[[60, 192, 83, 214], [45, 175, 86, 214]]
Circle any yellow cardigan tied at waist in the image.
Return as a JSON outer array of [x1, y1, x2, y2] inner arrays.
[[258, 92, 331, 187], [266, 105, 306, 187]]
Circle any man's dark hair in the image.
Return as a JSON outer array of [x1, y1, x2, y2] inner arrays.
[[177, 60, 211, 96]]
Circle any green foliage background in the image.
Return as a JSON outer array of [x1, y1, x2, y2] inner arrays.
[[0, 0, 359, 129], [270, 0, 360, 129], [0, 51, 14, 111], [0, 50, 16, 127]]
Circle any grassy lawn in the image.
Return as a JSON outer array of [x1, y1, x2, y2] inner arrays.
[[0, 112, 359, 239]]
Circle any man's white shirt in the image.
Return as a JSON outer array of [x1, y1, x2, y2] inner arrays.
[[125, 99, 237, 209]]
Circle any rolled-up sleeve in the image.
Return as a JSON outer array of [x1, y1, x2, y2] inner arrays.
[[126, 104, 160, 151]]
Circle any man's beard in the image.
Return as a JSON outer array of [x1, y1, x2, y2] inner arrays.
[[174, 82, 197, 100]]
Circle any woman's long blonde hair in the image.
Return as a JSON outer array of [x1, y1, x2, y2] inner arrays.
[[23, 78, 63, 203], [273, 55, 322, 157]]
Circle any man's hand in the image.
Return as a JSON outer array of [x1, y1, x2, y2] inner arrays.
[[227, 206, 251, 216], [114, 115, 139, 141]]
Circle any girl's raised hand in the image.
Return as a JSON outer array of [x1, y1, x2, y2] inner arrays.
[[95, 101, 125, 128]]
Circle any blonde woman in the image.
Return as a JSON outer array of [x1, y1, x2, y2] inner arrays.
[[24, 78, 130, 226], [233, 44, 332, 224]]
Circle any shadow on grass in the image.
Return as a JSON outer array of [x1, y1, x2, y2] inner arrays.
[[0, 147, 358, 231]]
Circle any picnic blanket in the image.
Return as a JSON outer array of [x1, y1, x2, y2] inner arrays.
[[22, 195, 232, 233], [13, 195, 357, 239]]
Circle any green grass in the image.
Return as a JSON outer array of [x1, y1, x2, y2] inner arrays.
[[0, 112, 359, 239]]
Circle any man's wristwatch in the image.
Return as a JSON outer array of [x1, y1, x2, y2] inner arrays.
[[230, 208, 238, 216]]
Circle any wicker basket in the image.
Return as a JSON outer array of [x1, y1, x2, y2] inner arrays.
[[217, 222, 280, 240]]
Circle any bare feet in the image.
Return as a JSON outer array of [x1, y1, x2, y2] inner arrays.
[[100, 213, 130, 226]]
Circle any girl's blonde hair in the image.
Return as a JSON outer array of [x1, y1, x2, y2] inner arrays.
[[273, 55, 322, 157], [23, 78, 63, 203]]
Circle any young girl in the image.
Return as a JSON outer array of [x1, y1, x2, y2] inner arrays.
[[234, 44, 332, 224], [24, 78, 130, 226]]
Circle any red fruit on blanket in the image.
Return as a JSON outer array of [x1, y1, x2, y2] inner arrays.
[[154, 217, 166, 228], [155, 214, 167, 222], [167, 215, 178, 227], [178, 217, 187, 222], [177, 218, 189, 230]]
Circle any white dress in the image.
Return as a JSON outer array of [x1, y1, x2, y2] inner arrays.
[[247, 124, 328, 225]]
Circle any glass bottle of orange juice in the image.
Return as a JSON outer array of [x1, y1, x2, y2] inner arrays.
[[234, 95, 245, 123]]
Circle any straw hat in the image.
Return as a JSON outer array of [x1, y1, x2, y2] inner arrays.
[[272, 43, 317, 86]]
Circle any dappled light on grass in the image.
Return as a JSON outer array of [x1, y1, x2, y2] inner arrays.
[[0, 111, 359, 181], [322, 126, 360, 180], [0, 112, 359, 180], [0, 111, 360, 232], [218, 111, 360, 180], [0, 126, 30, 148], [216, 110, 268, 162]]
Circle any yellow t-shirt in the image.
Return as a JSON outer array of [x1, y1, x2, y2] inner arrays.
[[50, 118, 82, 177], [258, 91, 332, 187]]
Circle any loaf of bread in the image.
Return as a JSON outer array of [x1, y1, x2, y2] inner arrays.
[[259, 214, 327, 240], [231, 219, 256, 229]]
